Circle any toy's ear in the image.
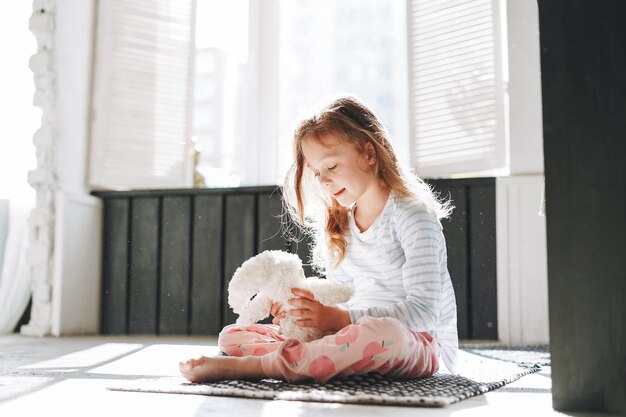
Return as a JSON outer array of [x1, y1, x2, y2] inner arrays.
[[228, 283, 259, 314], [228, 263, 262, 313], [243, 294, 273, 321]]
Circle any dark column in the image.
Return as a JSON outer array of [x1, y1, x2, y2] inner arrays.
[[538, 0, 626, 414]]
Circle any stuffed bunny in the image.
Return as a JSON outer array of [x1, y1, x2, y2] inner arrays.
[[227, 250, 354, 342]]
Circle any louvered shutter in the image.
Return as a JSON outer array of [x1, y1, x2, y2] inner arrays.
[[407, 0, 506, 177], [89, 0, 196, 190]]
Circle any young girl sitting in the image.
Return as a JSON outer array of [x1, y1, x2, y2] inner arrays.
[[180, 96, 458, 383]]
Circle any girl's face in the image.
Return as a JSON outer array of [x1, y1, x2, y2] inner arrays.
[[301, 134, 378, 208]]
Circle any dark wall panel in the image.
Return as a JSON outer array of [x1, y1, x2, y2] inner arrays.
[[190, 195, 223, 335], [222, 194, 256, 326], [429, 179, 496, 340], [437, 184, 469, 340], [159, 196, 191, 335], [96, 182, 496, 340], [468, 182, 497, 339], [128, 197, 159, 334], [101, 198, 129, 334]]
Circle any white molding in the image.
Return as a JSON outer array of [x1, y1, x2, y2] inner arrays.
[[496, 175, 549, 344], [21, 1, 58, 337]]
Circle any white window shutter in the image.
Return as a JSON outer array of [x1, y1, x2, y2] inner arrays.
[[407, 0, 506, 177], [89, 0, 196, 190]]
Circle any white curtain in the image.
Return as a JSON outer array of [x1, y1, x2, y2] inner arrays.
[[0, 201, 32, 333], [0, 3, 38, 333]]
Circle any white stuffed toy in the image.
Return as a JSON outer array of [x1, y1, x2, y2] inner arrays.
[[228, 250, 354, 342]]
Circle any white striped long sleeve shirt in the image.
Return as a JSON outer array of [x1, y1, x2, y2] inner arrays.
[[327, 194, 459, 373]]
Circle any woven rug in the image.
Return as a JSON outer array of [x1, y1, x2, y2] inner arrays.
[[108, 346, 546, 407], [460, 343, 551, 367]]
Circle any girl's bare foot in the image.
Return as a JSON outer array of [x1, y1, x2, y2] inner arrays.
[[179, 355, 267, 383]]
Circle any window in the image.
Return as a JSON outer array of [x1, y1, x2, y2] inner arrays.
[[277, 0, 410, 178], [192, 0, 409, 186], [407, 0, 508, 177], [91, 1, 510, 190], [89, 0, 196, 190]]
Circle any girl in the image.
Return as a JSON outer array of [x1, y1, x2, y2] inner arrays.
[[180, 96, 458, 383]]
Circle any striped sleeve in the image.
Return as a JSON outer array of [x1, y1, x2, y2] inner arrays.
[[347, 205, 444, 332]]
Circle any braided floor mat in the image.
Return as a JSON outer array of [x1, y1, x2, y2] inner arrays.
[[109, 346, 546, 407]]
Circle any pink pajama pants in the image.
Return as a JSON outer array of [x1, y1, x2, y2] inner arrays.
[[218, 316, 439, 383]]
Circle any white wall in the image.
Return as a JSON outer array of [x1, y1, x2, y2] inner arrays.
[[54, 0, 95, 195], [506, 0, 544, 175], [495, 0, 549, 344], [50, 0, 101, 335]]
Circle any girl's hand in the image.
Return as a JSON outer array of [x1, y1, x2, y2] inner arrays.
[[270, 301, 287, 325], [288, 288, 351, 332]]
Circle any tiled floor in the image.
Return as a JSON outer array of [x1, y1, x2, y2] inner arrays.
[[0, 335, 616, 417]]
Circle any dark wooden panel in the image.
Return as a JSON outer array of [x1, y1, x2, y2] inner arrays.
[[190, 195, 223, 335], [101, 198, 129, 334], [433, 183, 469, 340], [539, 1, 626, 414], [159, 196, 191, 335], [222, 194, 256, 326], [257, 190, 287, 252], [468, 182, 497, 339], [96, 182, 497, 342], [128, 197, 159, 334]]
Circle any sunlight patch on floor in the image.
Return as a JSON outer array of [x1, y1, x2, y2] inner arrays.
[[88, 344, 220, 377], [260, 399, 345, 417], [0, 379, 208, 417], [446, 390, 588, 417], [0, 376, 53, 402], [19, 343, 144, 370]]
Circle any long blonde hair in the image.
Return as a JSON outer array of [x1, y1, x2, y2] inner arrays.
[[283, 96, 451, 271]]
